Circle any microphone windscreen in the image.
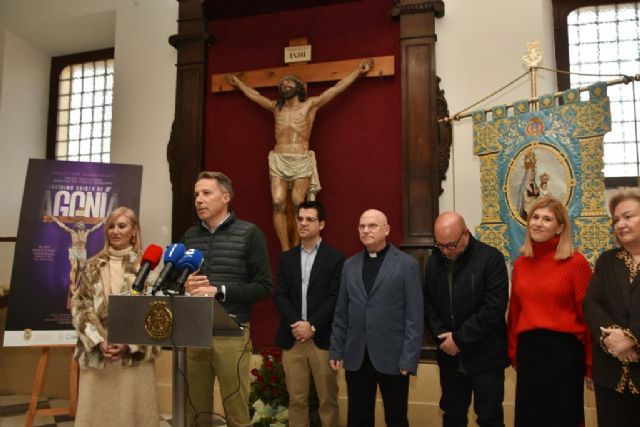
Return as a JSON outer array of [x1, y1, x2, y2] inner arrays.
[[163, 243, 186, 264], [178, 249, 204, 273], [141, 244, 163, 269]]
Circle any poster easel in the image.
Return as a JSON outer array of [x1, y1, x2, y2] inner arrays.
[[24, 345, 78, 427]]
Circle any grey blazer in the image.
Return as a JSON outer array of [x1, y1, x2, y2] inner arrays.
[[329, 244, 424, 375]]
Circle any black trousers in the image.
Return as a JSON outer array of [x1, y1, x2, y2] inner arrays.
[[345, 349, 409, 427], [595, 384, 640, 427], [515, 329, 585, 427], [438, 362, 505, 427]]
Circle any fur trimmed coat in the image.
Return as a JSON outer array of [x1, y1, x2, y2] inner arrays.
[[71, 249, 160, 369]]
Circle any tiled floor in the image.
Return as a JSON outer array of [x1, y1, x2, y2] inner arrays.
[[0, 395, 174, 426]]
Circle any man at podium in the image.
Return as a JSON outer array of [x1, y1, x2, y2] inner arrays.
[[182, 171, 272, 427]]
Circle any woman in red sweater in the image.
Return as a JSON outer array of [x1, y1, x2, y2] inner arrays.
[[507, 197, 592, 427]]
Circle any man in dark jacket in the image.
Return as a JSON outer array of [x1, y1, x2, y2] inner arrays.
[[182, 171, 272, 427], [424, 212, 509, 427], [274, 200, 345, 427]]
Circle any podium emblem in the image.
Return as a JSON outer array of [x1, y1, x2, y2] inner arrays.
[[144, 301, 173, 339]]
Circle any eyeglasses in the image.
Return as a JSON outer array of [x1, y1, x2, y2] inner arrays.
[[358, 223, 381, 232], [434, 230, 467, 250], [296, 216, 318, 223]]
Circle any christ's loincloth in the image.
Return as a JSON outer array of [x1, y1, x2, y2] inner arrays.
[[268, 150, 321, 197], [69, 247, 88, 262]]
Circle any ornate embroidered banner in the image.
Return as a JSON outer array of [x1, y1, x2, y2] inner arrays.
[[473, 83, 614, 265]]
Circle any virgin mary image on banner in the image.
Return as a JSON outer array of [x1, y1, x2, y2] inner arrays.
[[506, 144, 573, 224]]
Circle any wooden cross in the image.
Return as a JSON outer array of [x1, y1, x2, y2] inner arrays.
[[210, 38, 394, 249], [211, 37, 394, 92]]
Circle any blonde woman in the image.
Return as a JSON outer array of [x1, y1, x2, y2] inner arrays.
[[507, 197, 592, 427], [72, 207, 160, 427], [584, 188, 640, 426]]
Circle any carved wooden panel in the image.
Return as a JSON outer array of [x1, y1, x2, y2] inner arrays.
[[395, 0, 446, 360], [167, 0, 209, 241], [403, 40, 438, 243]]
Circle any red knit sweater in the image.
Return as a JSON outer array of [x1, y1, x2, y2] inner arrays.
[[507, 237, 593, 377]]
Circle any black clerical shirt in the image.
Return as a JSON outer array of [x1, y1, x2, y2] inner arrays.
[[362, 244, 390, 295]]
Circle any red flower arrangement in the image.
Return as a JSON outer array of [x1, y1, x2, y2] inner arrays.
[[249, 349, 289, 426], [248, 348, 321, 426]]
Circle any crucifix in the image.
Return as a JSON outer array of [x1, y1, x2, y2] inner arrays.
[[44, 215, 105, 307], [212, 38, 394, 251]]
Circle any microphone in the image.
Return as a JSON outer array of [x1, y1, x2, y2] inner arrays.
[[151, 243, 186, 295], [166, 248, 204, 295], [131, 244, 163, 295]]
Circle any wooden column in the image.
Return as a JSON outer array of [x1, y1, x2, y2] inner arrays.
[[393, 1, 445, 258], [167, 0, 211, 241], [393, 1, 446, 359]]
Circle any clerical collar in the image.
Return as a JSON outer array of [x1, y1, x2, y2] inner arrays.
[[367, 244, 390, 258]]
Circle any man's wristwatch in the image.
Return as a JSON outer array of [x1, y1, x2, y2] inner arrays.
[[215, 285, 226, 301], [310, 324, 316, 334]]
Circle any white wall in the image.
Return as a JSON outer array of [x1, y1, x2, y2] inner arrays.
[[0, 0, 117, 56], [0, 29, 50, 285], [0, 0, 176, 286], [436, 0, 556, 229], [110, 0, 176, 250]]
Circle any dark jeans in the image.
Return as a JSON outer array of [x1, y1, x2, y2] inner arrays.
[[345, 350, 409, 427], [438, 363, 505, 427]]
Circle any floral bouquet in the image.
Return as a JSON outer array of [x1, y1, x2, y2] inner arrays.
[[249, 349, 289, 426], [248, 348, 322, 426]]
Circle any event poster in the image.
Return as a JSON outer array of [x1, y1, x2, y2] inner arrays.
[[3, 159, 142, 346]]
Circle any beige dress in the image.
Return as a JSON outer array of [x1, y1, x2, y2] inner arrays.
[[72, 246, 161, 427]]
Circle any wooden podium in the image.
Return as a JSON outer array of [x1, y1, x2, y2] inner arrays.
[[108, 294, 243, 427]]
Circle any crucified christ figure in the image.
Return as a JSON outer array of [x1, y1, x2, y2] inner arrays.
[[225, 58, 373, 251], [47, 215, 105, 307]]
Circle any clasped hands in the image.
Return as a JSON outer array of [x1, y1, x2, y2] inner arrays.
[[291, 320, 314, 343], [99, 340, 128, 362], [601, 327, 639, 363]]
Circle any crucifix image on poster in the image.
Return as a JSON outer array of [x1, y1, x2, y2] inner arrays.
[[45, 215, 105, 307], [224, 58, 373, 251]]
